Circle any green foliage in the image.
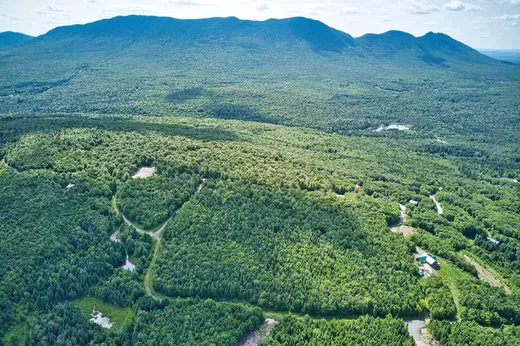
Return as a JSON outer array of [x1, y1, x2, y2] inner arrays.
[[0, 170, 124, 333], [155, 180, 423, 317], [116, 174, 200, 229], [262, 314, 414, 346], [71, 297, 134, 334], [420, 276, 457, 320], [129, 298, 263, 345], [0, 15, 519, 343], [428, 319, 520, 346]]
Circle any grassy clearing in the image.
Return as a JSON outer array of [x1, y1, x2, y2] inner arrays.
[[437, 258, 467, 321], [71, 296, 134, 333], [144, 238, 162, 299], [2, 312, 41, 346]]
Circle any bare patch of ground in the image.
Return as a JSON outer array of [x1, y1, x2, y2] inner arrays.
[[237, 318, 278, 346], [110, 230, 121, 243], [132, 167, 156, 179], [430, 195, 443, 215], [463, 255, 511, 294], [391, 204, 417, 236]]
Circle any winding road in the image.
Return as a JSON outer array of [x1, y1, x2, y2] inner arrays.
[[112, 179, 207, 300]]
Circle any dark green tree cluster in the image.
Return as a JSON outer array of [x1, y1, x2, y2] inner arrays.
[[116, 174, 200, 229], [428, 319, 520, 346], [420, 276, 457, 320], [129, 298, 263, 346], [262, 314, 414, 346], [24, 299, 263, 346], [0, 171, 124, 336], [155, 180, 423, 317]]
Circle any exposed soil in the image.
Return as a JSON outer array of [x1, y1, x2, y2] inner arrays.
[[237, 318, 278, 346], [430, 195, 443, 215], [391, 204, 417, 235], [132, 167, 156, 179], [463, 255, 511, 294]]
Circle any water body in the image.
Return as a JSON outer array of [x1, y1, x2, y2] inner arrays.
[[90, 310, 113, 329], [375, 124, 410, 132]]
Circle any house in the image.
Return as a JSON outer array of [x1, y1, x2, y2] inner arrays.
[[425, 255, 440, 270], [409, 200, 419, 205], [418, 254, 440, 270], [487, 237, 500, 245]]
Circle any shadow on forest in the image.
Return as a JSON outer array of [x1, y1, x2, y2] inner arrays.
[[0, 115, 243, 145]]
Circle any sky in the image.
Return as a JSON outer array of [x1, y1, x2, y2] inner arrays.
[[0, 0, 519, 49]]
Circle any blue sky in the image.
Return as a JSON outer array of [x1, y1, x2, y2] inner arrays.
[[1, 0, 519, 49]]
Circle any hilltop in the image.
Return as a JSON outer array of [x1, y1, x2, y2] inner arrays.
[[0, 31, 33, 48]]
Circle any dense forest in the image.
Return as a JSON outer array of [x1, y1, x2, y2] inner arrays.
[[1, 14, 519, 346], [261, 315, 414, 346]]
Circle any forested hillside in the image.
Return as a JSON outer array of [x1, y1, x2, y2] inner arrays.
[[1, 15, 519, 346]]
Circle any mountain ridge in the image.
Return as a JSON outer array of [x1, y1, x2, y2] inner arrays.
[[0, 15, 496, 64], [0, 31, 34, 48]]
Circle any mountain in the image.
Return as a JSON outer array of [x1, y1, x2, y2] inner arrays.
[[5, 15, 497, 65], [0, 31, 33, 48], [0, 15, 518, 140], [1, 15, 520, 346]]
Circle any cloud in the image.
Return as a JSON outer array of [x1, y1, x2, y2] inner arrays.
[[342, 7, 360, 15], [257, 3, 268, 11], [494, 13, 520, 19], [168, 0, 208, 5], [443, 1, 482, 11], [0, 13, 19, 21], [105, 4, 163, 15], [86, 0, 98, 3], [35, 4, 66, 15], [406, 0, 439, 14]]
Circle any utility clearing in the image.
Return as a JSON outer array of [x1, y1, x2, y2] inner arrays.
[[463, 255, 511, 294]]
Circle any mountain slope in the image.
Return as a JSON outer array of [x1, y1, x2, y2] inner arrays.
[[0, 15, 518, 143], [0, 31, 33, 48], [4, 15, 499, 66]]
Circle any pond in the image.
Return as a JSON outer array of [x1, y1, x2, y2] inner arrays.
[[375, 124, 410, 132], [90, 310, 113, 329]]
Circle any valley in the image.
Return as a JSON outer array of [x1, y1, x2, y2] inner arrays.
[[0, 15, 519, 346]]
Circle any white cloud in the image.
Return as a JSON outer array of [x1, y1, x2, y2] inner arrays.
[[257, 3, 268, 11], [443, 1, 483, 11], [35, 4, 66, 15], [494, 13, 520, 19], [0, 13, 19, 21], [406, 0, 439, 14], [168, 0, 209, 5], [105, 4, 163, 15], [342, 7, 360, 15]]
